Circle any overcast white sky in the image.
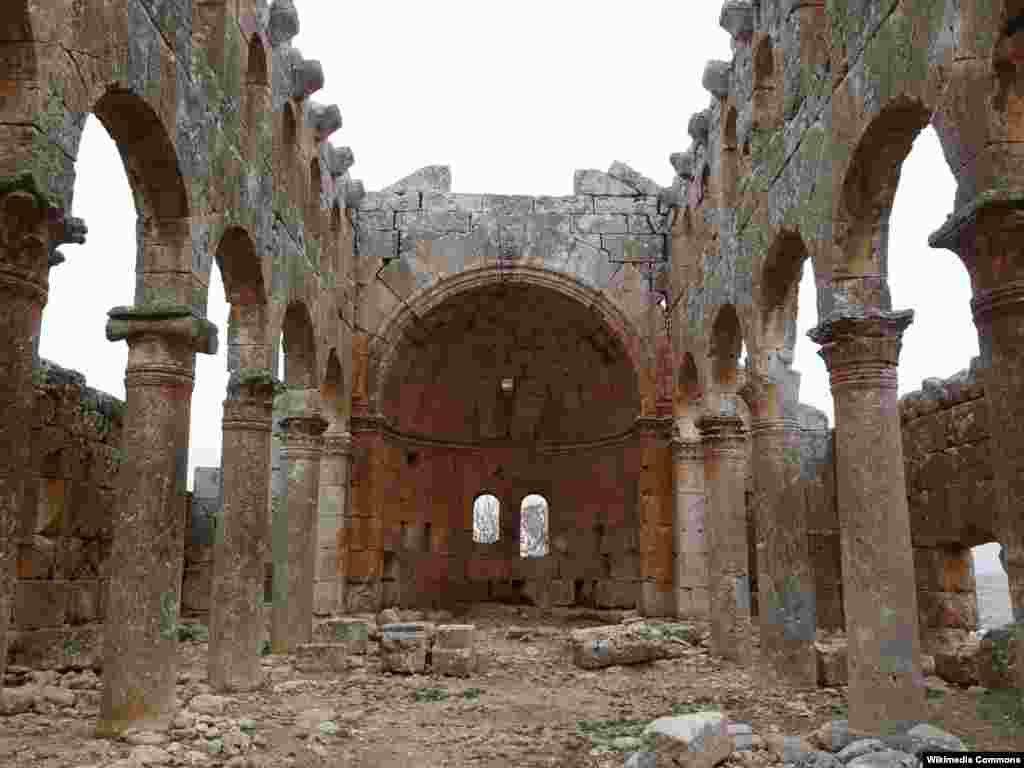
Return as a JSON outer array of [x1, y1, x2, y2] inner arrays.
[[38, 2, 1002, 574]]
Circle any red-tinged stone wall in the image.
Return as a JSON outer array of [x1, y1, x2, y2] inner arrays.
[[345, 424, 675, 614]]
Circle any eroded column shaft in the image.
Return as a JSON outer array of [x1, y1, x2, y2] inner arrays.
[[314, 431, 352, 617], [0, 196, 51, 694], [271, 411, 327, 652], [99, 309, 215, 736], [699, 413, 751, 663], [673, 439, 708, 619], [811, 311, 923, 734], [208, 373, 276, 691], [750, 418, 816, 688]]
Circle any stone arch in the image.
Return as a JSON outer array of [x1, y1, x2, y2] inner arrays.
[[832, 99, 935, 311], [320, 347, 343, 427], [282, 102, 297, 148], [759, 229, 810, 361], [752, 35, 780, 131], [307, 157, 323, 246], [368, 265, 649, 418], [92, 90, 188, 224], [246, 34, 269, 87], [280, 301, 317, 388], [214, 226, 268, 373]]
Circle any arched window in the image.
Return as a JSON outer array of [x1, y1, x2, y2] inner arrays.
[[520, 494, 548, 557], [472, 494, 500, 544]]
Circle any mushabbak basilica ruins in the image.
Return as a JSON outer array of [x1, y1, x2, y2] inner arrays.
[[1, 1, 1023, 765]]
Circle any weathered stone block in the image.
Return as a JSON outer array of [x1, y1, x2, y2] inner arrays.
[[314, 618, 369, 654], [574, 170, 636, 196], [976, 624, 1021, 689], [66, 581, 100, 625], [934, 640, 980, 686], [815, 639, 847, 687], [434, 624, 475, 650], [294, 643, 350, 674], [570, 622, 686, 669], [644, 712, 732, 768], [534, 195, 592, 215], [8, 626, 101, 670], [14, 580, 67, 630], [431, 647, 476, 678]]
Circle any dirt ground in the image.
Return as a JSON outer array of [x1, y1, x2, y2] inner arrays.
[[1, 604, 1021, 768]]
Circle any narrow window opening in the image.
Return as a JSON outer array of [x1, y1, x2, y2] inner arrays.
[[473, 494, 500, 544], [520, 494, 549, 558]]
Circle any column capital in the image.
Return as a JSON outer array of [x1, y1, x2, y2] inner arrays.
[[0, 188, 83, 302], [222, 375, 275, 433], [106, 304, 219, 356], [808, 310, 913, 391], [280, 412, 329, 458], [697, 412, 747, 460], [322, 431, 354, 458], [226, 368, 283, 402], [748, 416, 801, 437], [972, 280, 1024, 325]]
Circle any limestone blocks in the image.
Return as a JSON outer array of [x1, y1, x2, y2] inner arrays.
[[719, 1, 754, 42], [570, 622, 692, 669], [379, 623, 480, 676], [309, 103, 342, 141], [268, 0, 300, 46], [294, 619, 371, 674]]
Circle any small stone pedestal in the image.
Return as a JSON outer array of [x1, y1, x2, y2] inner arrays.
[[380, 622, 433, 674], [433, 624, 477, 678]]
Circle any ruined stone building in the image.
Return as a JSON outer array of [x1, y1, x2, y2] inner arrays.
[[2, 0, 1023, 743]]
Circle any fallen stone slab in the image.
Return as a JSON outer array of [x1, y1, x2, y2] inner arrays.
[[570, 622, 691, 669], [934, 640, 980, 686], [188, 693, 228, 715], [895, 723, 966, 756], [0, 686, 37, 715], [432, 648, 476, 678], [643, 711, 733, 768], [435, 624, 475, 650]]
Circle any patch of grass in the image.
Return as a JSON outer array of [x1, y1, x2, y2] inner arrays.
[[461, 687, 484, 701], [577, 718, 655, 752], [830, 701, 849, 718], [176, 623, 209, 643], [413, 686, 449, 703], [926, 687, 946, 701], [671, 700, 713, 716], [633, 622, 699, 645], [976, 689, 1024, 737], [260, 639, 272, 656]]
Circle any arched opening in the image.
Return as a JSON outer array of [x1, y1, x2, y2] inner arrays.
[[710, 303, 744, 392], [752, 36, 780, 126], [675, 351, 702, 439], [519, 495, 549, 558], [307, 158, 323, 268], [721, 107, 739, 203], [321, 347, 343, 428], [473, 494, 500, 544], [281, 301, 317, 388], [246, 35, 269, 87]]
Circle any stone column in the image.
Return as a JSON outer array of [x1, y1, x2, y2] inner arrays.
[[98, 305, 217, 737], [270, 411, 327, 652], [809, 310, 923, 735], [207, 371, 277, 691], [698, 410, 752, 663], [0, 190, 68, 694], [672, 438, 709, 619], [313, 431, 353, 617], [742, 369, 817, 688]]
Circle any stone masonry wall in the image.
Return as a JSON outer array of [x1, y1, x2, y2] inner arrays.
[[347, 428, 650, 614], [9, 361, 123, 671], [901, 360, 990, 655]]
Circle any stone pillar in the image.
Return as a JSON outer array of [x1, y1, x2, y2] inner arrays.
[[913, 545, 978, 657], [0, 190, 66, 695], [698, 410, 752, 663], [98, 305, 217, 737], [672, 438, 709, 619], [809, 310, 923, 735], [314, 431, 353, 617], [270, 411, 327, 652], [745, 372, 817, 688], [932, 204, 1024, 690], [207, 371, 277, 691]]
